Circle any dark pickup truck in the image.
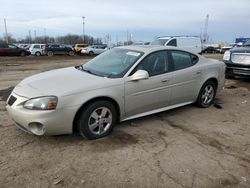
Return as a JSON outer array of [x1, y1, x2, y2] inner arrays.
[[44, 44, 75, 56], [223, 39, 250, 78], [0, 43, 31, 56]]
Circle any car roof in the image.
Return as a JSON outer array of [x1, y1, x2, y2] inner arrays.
[[31, 44, 45, 45], [117, 45, 181, 54], [157, 36, 200, 39]]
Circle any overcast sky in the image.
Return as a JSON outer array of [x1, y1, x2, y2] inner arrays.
[[0, 0, 250, 43]]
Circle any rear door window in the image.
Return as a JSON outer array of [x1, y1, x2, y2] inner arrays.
[[8, 44, 17, 48], [51, 45, 59, 48], [171, 51, 194, 70]]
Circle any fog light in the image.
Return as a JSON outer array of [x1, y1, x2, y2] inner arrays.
[[28, 122, 45, 135]]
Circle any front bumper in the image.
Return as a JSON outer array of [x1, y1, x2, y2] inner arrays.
[[224, 62, 250, 77], [6, 92, 78, 136]]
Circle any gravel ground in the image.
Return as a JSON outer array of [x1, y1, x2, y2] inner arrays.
[[0, 55, 249, 188]]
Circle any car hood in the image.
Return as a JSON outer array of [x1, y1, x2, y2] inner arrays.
[[13, 67, 120, 98], [230, 47, 250, 53]]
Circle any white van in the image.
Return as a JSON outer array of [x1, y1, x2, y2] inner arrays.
[[151, 36, 202, 54]]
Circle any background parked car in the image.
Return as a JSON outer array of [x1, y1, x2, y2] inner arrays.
[[74, 44, 89, 54], [81, 45, 108, 55], [223, 39, 250, 78], [219, 43, 237, 54], [0, 43, 31, 56], [44, 44, 75, 56], [18, 44, 31, 50], [29, 44, 45, 56], [151, 36, 202, 54], [202, 46, 220, 54]]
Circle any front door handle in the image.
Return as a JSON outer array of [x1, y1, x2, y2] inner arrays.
[[161, 78, 170, 83], [196, 71, 202, 74]]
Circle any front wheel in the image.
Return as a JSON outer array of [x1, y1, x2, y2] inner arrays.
[[47, 51, 54, 56], [77, 100, 117, 139], [196, 81, 216, 108], [69, 51, 75, 56]]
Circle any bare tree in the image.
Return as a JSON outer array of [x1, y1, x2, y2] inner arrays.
[[2, 33, 103, 45], [2, 33, 16, 43]]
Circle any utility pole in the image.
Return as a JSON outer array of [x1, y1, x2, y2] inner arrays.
[[82, 16, 85, 43], [28, 30, 31, 44], [116, 35, 118, 46], [44, 28, 46, 43], [203, 14, 209, 43], [34, 30, 37, 42], [4, 18, 8, 43], [126, 31, 129, 45]]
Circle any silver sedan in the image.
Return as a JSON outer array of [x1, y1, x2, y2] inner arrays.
[[6, 46, 225, 139]]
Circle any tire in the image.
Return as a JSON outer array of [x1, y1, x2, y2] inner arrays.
[[47, 51, 54, 56], [196, 80, 217, 108], [35, 51, 41, 56], [77, 100, 117, 139], [89, 51, 94, 56], [20, 51, 26, 57], [69, 51, 75, 56]]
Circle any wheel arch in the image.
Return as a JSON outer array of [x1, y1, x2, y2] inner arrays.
[[204, 77, 218, 90], [72, 96, 121, 134]]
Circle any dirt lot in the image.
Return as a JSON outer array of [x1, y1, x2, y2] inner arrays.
[[0, 55, 250, 188]]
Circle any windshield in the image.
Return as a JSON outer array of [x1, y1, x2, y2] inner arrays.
[[243, 39, 250, 46], [81, 48, 144, 78], [151, 38, 169, 45]]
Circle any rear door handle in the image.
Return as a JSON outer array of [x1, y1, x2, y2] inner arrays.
[[161, 78, 170, 83], [196, 71, 202, 74]]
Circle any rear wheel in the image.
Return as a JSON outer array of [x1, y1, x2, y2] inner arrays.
[[77, 100, 117, 139], [196, 81, 216, 108], [20, 51, 26, 57], [35, 51, 41, 56], [89, 51, 94, 56], [47, 51, 54, 56]]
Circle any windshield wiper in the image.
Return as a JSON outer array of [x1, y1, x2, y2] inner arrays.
[[80, 67, 101, 77]]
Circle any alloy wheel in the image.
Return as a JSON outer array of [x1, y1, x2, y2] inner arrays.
[[88, 107, 112, 135], [201, 85, 214, 105]]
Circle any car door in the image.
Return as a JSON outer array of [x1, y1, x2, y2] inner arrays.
[[58, 45, 67, 54], [7, 44, 19, 56], [51, 45, 60, 54], [170, 50, 201, 105], [0, 44, 9, 55], [124, 50, 173, 117]]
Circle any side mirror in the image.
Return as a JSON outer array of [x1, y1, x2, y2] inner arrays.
[[130, 70, 149, 81]]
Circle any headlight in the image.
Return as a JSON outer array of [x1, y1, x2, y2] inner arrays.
[[223, 51, 231, 61], [23, 96, 58, 110]]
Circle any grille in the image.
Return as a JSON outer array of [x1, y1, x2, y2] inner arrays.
[[7, 95, 17, 106], [233, 69, 250, 75]]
